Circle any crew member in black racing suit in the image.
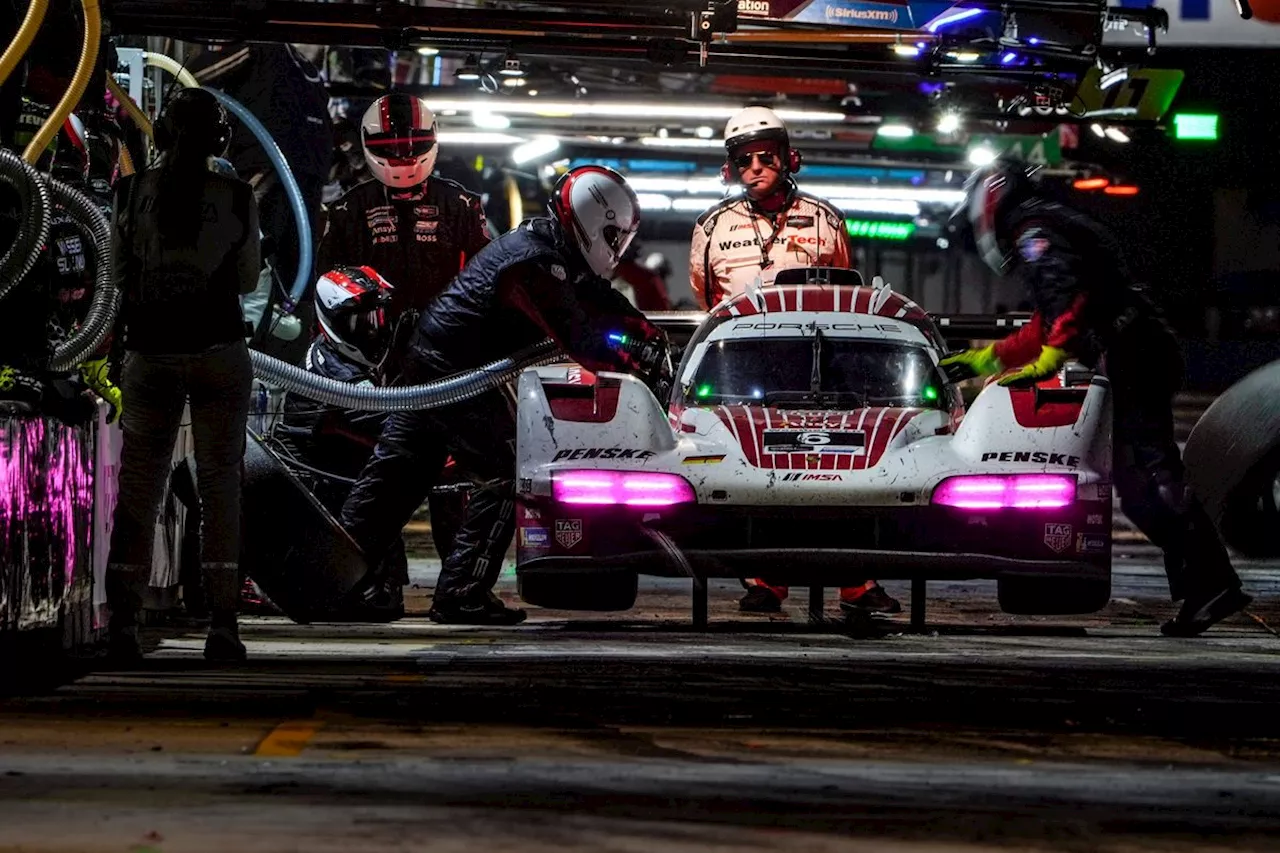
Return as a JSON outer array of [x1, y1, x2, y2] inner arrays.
[[339, 165, 669, 625], [273, 265, 466, 617], [941, 160, 1249, 637], [316, 92, 492, 321]]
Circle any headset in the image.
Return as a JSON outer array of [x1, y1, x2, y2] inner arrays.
[[153, 87, 231, 160]]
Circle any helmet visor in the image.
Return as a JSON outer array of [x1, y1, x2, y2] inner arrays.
[[363, 128, 437, 163]]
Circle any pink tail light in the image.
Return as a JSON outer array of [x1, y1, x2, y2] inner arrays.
[[932, 474, 1076, 510], [553, 470, 696, 507]]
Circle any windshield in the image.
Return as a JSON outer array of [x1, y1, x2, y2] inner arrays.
[[685, 337, 946, 409]]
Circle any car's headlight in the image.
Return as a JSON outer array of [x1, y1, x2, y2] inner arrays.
[[932, 474, 1076, 509], [552, 470, 696, 507]]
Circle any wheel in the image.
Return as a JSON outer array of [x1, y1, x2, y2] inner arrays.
[[1184, 360, 1280, 557], [518, 571, 638, 611], [997, 576, 1111, 615]]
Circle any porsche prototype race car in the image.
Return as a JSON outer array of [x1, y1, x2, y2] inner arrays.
[[514, 268, 1114, 620]]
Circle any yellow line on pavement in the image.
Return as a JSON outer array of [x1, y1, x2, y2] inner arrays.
[[254, 721, 325, 757]]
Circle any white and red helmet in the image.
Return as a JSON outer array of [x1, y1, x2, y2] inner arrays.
[[549, 165, 640, 280], [957, 159, 1039, 274], [315, 266, 395, 368], [360, 94, 439, 189]]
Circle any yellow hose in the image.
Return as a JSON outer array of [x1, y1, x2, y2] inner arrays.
[[0, 0, 48, 90], [105, 74, 153, 139], [23, 0, 100, 164], [117, 139, 135, 176], [143, 51, 198, 89]]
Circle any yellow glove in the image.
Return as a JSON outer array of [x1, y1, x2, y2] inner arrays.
[[940, 345, 1003, 382], [997, 346, 1069, 386], [79, 357, 123, 424]]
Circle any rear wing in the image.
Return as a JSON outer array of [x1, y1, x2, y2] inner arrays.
[[642, 310, 1035, 352]]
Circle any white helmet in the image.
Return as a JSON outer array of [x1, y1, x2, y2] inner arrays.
[[360, 93, 438, 189], [549, 165, 640, 280], [724, 105, 790, 153], [315, 266, 395, 368]]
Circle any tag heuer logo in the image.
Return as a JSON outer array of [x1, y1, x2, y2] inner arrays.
[[1043, 523, 1072, 554], [555, 518, 583, 549]]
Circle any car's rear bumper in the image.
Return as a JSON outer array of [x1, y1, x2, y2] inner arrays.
[[517, 548, 1108, 584]]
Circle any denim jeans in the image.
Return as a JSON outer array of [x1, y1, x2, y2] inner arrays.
[[106, 340, 252, 623]]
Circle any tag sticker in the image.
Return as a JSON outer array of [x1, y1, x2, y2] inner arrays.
[[1044, 523, 1072, 554], [555, 519, 583, 549]]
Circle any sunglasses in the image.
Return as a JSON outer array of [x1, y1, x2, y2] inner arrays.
[[732, 151, 779, 170]]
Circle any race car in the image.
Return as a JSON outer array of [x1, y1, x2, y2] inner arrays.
[[513, 267, 1115, 622]]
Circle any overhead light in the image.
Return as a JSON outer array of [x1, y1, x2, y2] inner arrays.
[[416, 46, 439, 57], [625, 177, 964, 206], [657, 127, 669, 138], [471, 110, 510, 130], [423, 98, 845, 122], [503, 76, 527, 88], [1090, 123, 1106, 138], [1104, 127, 1130, 143], [1000, 52, 1017, 65], [830, 199, 921, 217], [635, 193, 673, 212], [695, 126, 714, 139], [672, 198, 715, 212], [936, 112, 961, 134], [527, 89, 538, 96], [949, 51, 981, 62], [926, 7, 984, 32], [455, 54, 482, 82], [511, 135, 561, 165], [845, 219, 917, 240], [500, 53, 524, 77], [892, 44, 922, 58], [1173, 113, 1219, 141], [876, 123, 914, 138], [1104, 184, 1140, 196], [1073, 177, 1110, 190], [437, 131, 524, 145], [967, 145, 996, 166], [639, 136, 725, 148]]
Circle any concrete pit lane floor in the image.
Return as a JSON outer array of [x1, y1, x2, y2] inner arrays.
[[4, 541, 1280, 851]]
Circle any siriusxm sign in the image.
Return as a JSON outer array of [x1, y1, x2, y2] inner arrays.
[[1106, 0, 1280, 45], [739, 0, 966, 30]]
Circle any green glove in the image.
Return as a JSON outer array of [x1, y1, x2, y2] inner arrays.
[[79, 357, 123, 424], [940, 345, 1003, 382], [997, 346, 1069, 387]]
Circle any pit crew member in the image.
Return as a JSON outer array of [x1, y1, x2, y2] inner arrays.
[[339, 166, 668, 626], [317, 93, 491, 321], [942, 159, 1249, 637], [689, 106, 853, 310], [690, 106, 898, 617]]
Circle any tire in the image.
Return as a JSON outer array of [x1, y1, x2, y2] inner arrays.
[[997, 576, 1111, 615], [1184, 359, 1280, 557], [518, 571, 639, 611]]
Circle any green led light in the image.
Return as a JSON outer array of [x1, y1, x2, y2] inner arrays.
[[696, 384, 713, 398], [619, 335, 629, 345], [845, 219, 916, 240], [923, 386, 938, 401], [1173, 113, 1219, 141]]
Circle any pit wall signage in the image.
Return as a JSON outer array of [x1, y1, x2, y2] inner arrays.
[[736, 0, 972, 30], [1106, 0, 1280, 45]]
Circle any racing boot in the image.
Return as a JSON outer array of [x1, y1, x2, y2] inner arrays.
[[739, 582, 785, 613], [203, 563, 248, 663], [1161, 584, 1252, 638], [427, 590, 527, 626], [334, 567, 406, 623], [104, 564, 148, 664], [840, 581, 902, 615]]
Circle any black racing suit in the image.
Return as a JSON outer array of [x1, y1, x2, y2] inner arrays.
[[316, 176, 492, 319], [274, 338, 464, 578], [994, 199, 1240, 603], [339, 217, 662, 605]]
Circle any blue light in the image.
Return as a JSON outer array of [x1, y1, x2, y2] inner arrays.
[[1028, 37, 1041, 45], [751, 388, 763, 399], [1001, 52, 1017, 64], [925, 7, 984, 33], [607, 333, 625, 344]]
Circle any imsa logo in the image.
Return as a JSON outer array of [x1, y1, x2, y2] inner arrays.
[[781, 473, 843, 482]]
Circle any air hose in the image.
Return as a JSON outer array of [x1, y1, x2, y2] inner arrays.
[[249, 339, 563, 412], [0, 148, 52, 302], [0, 0, 48, 90], [23, 0, 99, 165], [205, 88, 313, 310], [48, 177, 117, 372]]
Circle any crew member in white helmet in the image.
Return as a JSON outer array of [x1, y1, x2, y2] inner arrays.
[[689, 105, 854, 310], [690, 106, 901, 617]]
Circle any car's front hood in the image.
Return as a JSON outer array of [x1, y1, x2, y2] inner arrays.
[[702, 404, 929, 471]]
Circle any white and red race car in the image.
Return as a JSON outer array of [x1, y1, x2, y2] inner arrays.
[[514, 268, 1115, 623]]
